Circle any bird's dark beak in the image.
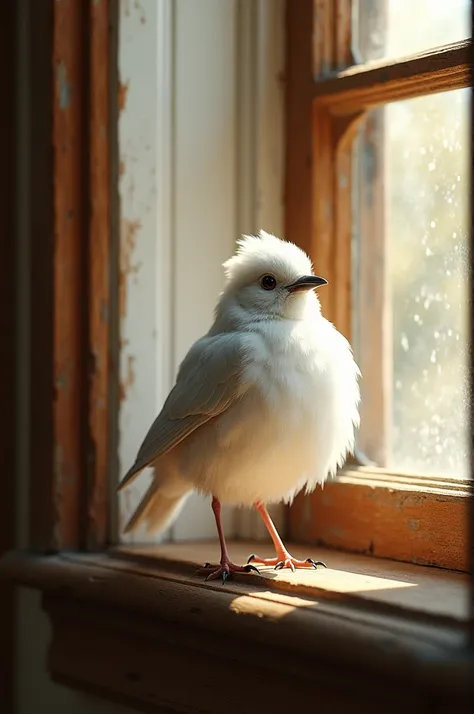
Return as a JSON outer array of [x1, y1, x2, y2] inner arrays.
[[285, 275, 328, 293]]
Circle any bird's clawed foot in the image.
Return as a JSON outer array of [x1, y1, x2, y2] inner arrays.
[[247, 552, 327, 572], [196, 559, 259, 584]]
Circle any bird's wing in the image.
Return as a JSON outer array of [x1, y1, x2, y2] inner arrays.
[[117, 333, 248, 490]]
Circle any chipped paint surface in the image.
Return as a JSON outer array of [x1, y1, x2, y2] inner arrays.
[[118, 0, 165, 544], [118, 80, 129, 112], [134, 0, 147, 24], [119, 217, 141, 319], [117, 0, 286, 544], [56, 61, 72, 110], [119, 354, 136, 402]]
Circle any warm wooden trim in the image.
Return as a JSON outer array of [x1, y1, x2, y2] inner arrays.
[[313, 0, 354, 77], [309, 105, 364, 327], [28, 0, 113, 551], [352, 108, 391, 465], [284, 0, 314, 254], [334, 0, 354, 69], [0, 550, 471, 713], [52, 0, 88, 548], [336, 468, 473, 495], [0, 2, 17, 710], [287, 2, 472, 574], [289, 471, 470, 572], [113, 542, 469, 622], [86, 0, 111, 550], [314, 40, 472, 114], [313, 0, 330, 77], [29, 0, 87, 550]]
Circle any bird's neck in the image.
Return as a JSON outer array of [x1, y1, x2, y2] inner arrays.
[[210, 293, 322, 336]]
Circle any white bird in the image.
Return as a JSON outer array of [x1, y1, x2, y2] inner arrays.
[[118, 230, 360, 582]]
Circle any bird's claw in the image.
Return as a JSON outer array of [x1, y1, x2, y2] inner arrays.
[[245, 564, 260, 574], [195, 559, 259, 584], [247, 552, 328, 571], [274, 560, 295, 572], [306, 558, 327, 569]]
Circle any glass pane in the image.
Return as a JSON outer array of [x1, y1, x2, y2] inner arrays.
[[352, 88, 470, 479], [352, 0, 471, 64]]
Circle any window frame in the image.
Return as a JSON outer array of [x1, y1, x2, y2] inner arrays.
[[27, 0, 112, 552], [22, 0, 472, 568], [2, 2, 473, 710], [285, 0, 472, 572]]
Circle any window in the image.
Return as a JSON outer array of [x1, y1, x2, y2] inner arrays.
[[116, 0, 287, 545], [3, 3, 471, 712], [354, 90, 470, 479], [286, 0, 471, 571], [21, 0, 470, 568]]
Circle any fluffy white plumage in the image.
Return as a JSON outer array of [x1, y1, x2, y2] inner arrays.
[[118, 230, 360, 538]]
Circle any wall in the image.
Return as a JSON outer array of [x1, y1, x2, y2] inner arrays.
[[117, 0, 285, 544], [15, 1, 284, 713]]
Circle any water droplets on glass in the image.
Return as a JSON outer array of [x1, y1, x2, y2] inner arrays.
[[352, 87, 469, 479]]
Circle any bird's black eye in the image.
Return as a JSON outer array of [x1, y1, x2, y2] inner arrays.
[[260, 274, 277, 291]]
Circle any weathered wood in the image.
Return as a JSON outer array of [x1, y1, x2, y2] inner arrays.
[[290, 473, 470, 572], [284, 0, 313, 254], [46, 599, 426, 714], [313, 0, 333, 76], [0, 550, 470, 712], [52, 0, 87, 548], [28, 0, 112, 551], [334, 0, 353, 70], [351, 109, 391, 465], [287, 3, 471, 574], [86, 0, 111, 550], [314, 40, 472, 113]]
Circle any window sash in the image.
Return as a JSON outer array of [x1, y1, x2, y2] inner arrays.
[[285, 0, 472, 570], [27, 0, 112, 551]]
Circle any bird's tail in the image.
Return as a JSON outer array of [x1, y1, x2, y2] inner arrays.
[[123, 478, 192, 535]]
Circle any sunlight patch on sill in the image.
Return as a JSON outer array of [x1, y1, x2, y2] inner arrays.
[[268, 566, 417, 594], [115, 541, 468, 622]]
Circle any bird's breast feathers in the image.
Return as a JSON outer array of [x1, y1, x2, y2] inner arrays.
[[176, 317, 360, 506]]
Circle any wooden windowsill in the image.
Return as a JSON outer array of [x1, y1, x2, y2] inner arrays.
[[290, 470, 470, 572], [1, 543, 472, 714], [116, 541, 469, 624]]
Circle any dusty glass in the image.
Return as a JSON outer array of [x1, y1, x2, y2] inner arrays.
[[352, 0, 470, 64], [352, 88, 470, 478]]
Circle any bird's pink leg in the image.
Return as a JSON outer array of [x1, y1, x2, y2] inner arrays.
[[248, 503, 327, 572], [196, 497, 259, 583]]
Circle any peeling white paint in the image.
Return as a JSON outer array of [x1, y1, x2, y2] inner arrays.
[[118, 0, 285, 545]]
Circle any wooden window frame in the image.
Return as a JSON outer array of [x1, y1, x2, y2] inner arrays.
[[285, 0, 472, 572], [1, 2, 472, 713], [28, 0, 112, 554], [20, 0, 470, 566]]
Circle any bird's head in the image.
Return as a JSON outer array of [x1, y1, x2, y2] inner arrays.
[[220, 230, 327, 321]]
